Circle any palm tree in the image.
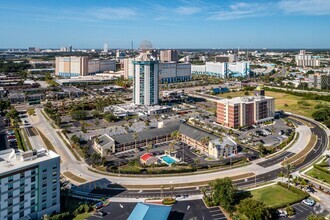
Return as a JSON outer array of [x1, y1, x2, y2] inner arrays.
[[278, 171, 285, 182], [170, 186, 174, 198], [171, 131, 181, 141], [160, 185, 164, 199], [285, 162, 295, 189], [132, 132, 138, 150], [200, 186, 207, 199], [146, 143, 152, 152]]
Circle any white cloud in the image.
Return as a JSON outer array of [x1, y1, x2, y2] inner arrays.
[[175, 6, 201, 15], [90, 7, 138, 20], [208, 2, 272, 20], [279, 0, 330, 15]]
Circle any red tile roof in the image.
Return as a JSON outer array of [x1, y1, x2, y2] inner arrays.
[[140, 153, 153, 161]]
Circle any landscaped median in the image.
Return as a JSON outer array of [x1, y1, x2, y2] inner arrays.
[[63, 171, 87, 183], [305, 157, 330, 185], [281, 134, 317, 166], [111, 173, 255, 189]]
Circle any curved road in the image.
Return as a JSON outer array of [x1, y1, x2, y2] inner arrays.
[[29, 109, 329, 197]]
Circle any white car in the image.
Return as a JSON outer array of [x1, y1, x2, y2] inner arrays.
[[302, 198, 315, 206], [278, 209, 287, 217]]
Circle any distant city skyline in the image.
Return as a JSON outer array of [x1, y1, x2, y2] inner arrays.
[[1, 0, 330, 49]]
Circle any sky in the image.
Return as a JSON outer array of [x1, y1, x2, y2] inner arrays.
[[1, 0, 330, 49]]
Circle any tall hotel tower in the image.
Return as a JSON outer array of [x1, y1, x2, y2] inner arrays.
[[132, 52, 159, 106]]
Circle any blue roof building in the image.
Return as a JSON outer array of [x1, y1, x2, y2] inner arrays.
[[128, 203, 172, 220]]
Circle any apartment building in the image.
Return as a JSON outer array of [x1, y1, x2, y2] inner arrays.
[[0, 149, 60, 220], [216, 86, 275, 128], [160, 50, 178, 62], [308, 73, 330, 90], [295, 50, 320, 67], [215, 54, 238, 63]]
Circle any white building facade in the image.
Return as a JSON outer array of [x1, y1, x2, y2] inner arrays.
[[55, 56, 116, 77], [191, 61, 250, 78], [159, 62, 191, 83], [133, 53, 159, 105], [0, 149, 60, 220], [295, 50, 320, 67]]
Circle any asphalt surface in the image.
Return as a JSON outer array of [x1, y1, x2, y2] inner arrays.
[[71, 114, 328, 199], [88, 200, 226, 220], [257, 152, 295, 168]]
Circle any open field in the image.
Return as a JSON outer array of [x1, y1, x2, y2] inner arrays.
[[219, 90, 330, 118], [250, 184, 306, 208]]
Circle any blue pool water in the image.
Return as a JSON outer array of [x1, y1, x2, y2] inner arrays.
[[161, 155, 176, 165]]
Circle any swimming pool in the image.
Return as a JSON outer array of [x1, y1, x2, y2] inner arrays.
[[160, 155, 177, 165]]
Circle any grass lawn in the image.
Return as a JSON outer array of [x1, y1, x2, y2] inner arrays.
[[218, 90, 330, 118], [306, 168, 330, 184], [73, 212, 92, 220], [250, 184, 306, 208], [63, 171, 87, 183]]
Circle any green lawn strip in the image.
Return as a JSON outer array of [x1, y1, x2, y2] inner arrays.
[[36, 128, 57, 153], [56, 131, 81, 161], [306, 168, 330, 185], [14, 128, 28, 151], [250, 184, 308, 209], [63, 171, 87, 183], [73, 212, 92, 220], [21, 128, 32, 150]]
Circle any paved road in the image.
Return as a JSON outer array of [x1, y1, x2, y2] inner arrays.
[[29, 108, 328, 198], [257, 152, 295, 168], [266, 86, 330, 96]]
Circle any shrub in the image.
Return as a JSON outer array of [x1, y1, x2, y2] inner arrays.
[[286, 205, 295, 216], [163, 198, 176, 205]]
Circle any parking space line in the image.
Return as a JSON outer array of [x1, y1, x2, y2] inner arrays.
[[299, 204, 311, 211], [212, 213, 224, 217], [293, 205, 304, 213], [213, 217, 226, 220]]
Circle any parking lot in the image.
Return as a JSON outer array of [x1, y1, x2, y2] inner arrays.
[[280, 201, 327, 220], [88, 200, 227, 220], [239, 119, 293, 148]]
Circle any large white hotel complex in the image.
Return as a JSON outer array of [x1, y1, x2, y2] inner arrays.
[[55, 56, 116, 77], [0, 149, 60, 220], [191, 61, 250, 78]]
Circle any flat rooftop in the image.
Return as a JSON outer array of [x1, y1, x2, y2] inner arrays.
[[0, 148, 59, 176], [217, 95, 274, 105]]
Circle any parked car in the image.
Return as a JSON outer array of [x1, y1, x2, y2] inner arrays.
[[7, 135, 16, 139], [8, 139, 17, 143], [302, 198, 315, 206], [278, 209, 287, 217], [93, 210, 106, 216]]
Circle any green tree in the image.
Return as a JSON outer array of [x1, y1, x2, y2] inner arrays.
[[104, 112, 118, 122], [209, 177, 237, 212], [312, 108, 330, 121], [307, 214, 326, 220], [91, 152, 101, 164], [6, 107, 19, 120], [236, 198, 272, 220], [70, 110, 88, 120], [71, 135, 80, 144], [0, 100, 10, 112], [285, 162, 295, 188]]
